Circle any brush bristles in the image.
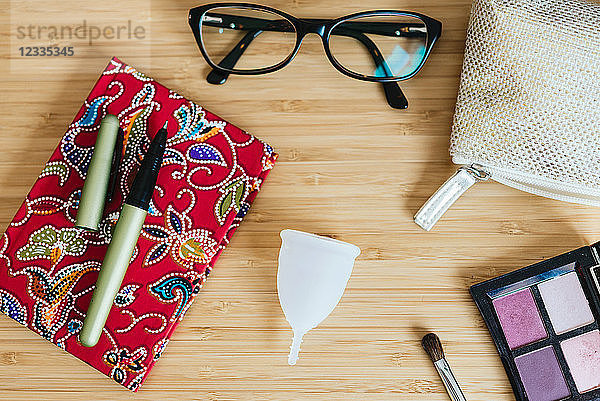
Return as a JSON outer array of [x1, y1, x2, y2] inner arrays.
[[422, 333, 445, 362]]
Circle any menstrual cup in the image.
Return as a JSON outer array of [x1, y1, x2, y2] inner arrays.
[[277, 229, 360, 365]]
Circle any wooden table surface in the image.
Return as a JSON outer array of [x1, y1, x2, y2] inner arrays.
[[1, 0, 599, 399]]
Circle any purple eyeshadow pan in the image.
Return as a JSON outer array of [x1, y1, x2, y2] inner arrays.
[[492, 288, 547, 349], [514, 347, 570, 401]]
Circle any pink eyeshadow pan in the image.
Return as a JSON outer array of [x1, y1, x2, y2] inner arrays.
[[492, 288, 547, 349], [561, 330, 600, 393]]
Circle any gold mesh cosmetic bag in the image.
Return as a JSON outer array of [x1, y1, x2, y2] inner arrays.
[[415, 0, 600, 231]]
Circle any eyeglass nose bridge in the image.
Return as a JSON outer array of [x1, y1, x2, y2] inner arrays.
[[295, 19, 329, 38]]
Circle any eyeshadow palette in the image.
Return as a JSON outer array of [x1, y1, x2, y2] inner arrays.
[[471, 243, 600, 401]]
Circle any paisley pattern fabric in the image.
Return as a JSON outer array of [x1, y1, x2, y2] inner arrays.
[[0, 57, 277, 391]]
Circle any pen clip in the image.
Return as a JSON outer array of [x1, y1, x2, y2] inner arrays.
[[106, 127, 124, 204]]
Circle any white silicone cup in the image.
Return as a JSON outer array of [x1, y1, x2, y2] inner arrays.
[[277, 229, 360, 365]]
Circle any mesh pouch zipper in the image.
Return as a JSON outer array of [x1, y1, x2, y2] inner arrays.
[[414, 163, 600, 231]]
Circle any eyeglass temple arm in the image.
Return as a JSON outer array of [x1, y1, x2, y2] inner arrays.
[[333, 30, 408, 109], [206, 29, 262, 85], [335, 21, 427, 38], [204, 15, 408, 109]]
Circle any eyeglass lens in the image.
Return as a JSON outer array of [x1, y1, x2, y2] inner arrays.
[[200, 7, 297, 71], [329, 15, 428, 79]]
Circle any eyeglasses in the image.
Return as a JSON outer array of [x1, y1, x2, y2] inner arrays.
[[188, 3, 442, 109]]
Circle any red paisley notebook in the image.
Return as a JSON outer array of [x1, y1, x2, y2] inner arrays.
[[0, 57, 277, 391]]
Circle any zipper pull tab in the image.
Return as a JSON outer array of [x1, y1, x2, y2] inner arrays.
[[414, 165, 489, 231]]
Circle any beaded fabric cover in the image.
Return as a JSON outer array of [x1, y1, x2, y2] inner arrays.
[[0, 57, 277, 391], [450, 0, 600, 203]]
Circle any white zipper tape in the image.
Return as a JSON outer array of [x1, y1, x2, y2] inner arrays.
[[488, 168, 600, 207], [416, 161, 600, 231], [414, 166, 487, 231]]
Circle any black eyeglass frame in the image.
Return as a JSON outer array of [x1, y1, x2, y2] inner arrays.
[[188, 3, 442, 108]]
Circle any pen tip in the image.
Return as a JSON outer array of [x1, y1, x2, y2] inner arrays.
[[152, 122, 168, 150], [162, 121, 168, 130]]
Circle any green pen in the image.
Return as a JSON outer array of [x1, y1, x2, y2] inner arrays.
[[75, 114, 120, 231], [79, 122, 168, 347]]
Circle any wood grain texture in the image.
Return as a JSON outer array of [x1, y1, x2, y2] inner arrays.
[[1, 0, 599, 399]]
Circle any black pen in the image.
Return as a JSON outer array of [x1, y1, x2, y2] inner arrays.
[[80, 122, 168, 347]]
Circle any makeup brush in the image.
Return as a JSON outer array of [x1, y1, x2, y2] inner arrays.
[[422, 333, 467, 401]]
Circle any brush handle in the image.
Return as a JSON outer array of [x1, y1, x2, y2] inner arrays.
[[434, 359, 467, 401]]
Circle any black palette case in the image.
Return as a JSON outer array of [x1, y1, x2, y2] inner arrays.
[[471, 243, 600, 401]]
